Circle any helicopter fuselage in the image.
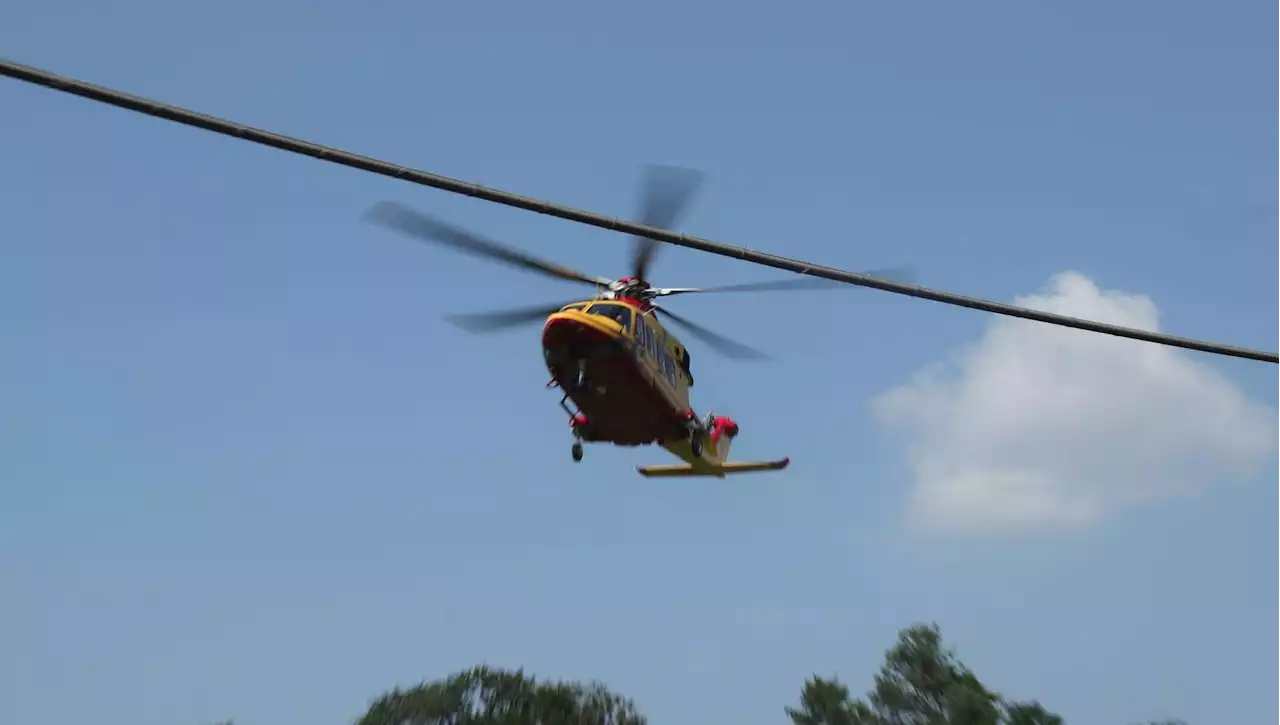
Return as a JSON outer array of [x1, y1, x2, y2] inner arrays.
[[542, 299, 701, 447]]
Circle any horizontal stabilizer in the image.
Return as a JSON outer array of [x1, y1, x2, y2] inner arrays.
[[636, 457, 790, 478]]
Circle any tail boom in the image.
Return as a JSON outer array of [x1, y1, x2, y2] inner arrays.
[[637, 414, 790, 478]]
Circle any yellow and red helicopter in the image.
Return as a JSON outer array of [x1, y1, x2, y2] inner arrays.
[[363, 167, 911, 477]]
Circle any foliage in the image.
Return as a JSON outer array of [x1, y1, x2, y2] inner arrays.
[[348, 624, 1184, 725], [785, 623, 1062, 725], [355, 665, 646, 725]]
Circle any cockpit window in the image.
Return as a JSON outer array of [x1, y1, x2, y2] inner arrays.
[[585, 303, 633, 332], [560, 303, 587, 312]]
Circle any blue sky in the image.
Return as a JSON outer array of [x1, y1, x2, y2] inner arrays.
[[1, 1, 1275, 724]]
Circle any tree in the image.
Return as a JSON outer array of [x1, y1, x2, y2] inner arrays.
[[786, 623, 1063, 725], [1002, 702, 1064, 725], [352, 626, 1181, 725], [785, 676, 875, 725], [355, 665, 646, 725]]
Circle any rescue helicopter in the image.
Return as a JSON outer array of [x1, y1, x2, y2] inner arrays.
[[362, 166, 912, 477]]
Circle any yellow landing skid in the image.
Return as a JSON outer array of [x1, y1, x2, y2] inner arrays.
[[635, 458, 791, 478]]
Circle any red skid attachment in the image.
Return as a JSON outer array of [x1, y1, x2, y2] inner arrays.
[[570, 413, 589, 429]]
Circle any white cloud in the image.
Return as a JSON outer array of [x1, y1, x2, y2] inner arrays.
[[873, 271, 1276, 536]]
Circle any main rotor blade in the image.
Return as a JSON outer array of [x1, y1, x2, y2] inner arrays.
[[364, 201, 612, 288], [855, 264, 916, 286], [653, 264, 917, 297], [631, 166, 706, 281], [12, 59, 1271, 364], [444, 302, 571, 333], [653, 307, 768, 361]]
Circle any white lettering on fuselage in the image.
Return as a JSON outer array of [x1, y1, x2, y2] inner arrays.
[[634, 315, 679, 390]]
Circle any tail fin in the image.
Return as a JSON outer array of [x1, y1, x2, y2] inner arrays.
[[708, 416, 738, 464]]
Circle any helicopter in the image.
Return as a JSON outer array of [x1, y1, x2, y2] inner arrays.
[[363, 166, 912, 477]]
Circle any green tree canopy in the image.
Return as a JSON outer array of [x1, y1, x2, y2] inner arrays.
[[786, 623, 1062, 725], [355, 665, 646, 725], [350, 624, 1183, 725]]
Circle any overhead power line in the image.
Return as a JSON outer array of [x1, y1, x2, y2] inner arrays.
[[2, 57, 1275, 365]]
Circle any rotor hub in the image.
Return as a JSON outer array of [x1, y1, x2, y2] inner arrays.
[[610, 277, 656, 300]]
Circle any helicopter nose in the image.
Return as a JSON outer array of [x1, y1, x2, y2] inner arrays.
[[545, 313, 608, 342]]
